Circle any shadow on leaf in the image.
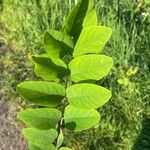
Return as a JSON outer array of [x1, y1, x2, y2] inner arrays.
[[65, 122, 76, 131]]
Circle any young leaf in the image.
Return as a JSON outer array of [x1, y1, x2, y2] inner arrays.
[[59, 147, 72, 150], [28, 142, 56, 150], [63, 0, 97, 41], [66, 84, 112, 109], [82, 10, 97, 27], [49, 29, 74, 48], [31, 54, 67, 81], [69, 54, 113, 82], [17, 81, 65, 107], [23, 128, 57, 148], [17, 108, 61, 129], [44, 30, 73, 58], [64, 105, 100, 132], [73, 26, 112, 57]]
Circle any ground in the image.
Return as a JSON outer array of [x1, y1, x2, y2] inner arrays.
[[0, 42, 27, 150], [0, 100, 27, 150]]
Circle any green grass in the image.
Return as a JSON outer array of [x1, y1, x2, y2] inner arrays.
[[0, 0, 75, 53], [0, 0, 150, 149]]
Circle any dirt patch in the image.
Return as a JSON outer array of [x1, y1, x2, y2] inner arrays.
[[0, 39, 32, 150], [0, 100, 27, 150]]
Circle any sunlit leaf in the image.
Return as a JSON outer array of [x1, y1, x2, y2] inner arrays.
[[31, 54, 67, 81], [64, 105, 100, 131], [66, 84, 111, 109], [28, 142, 56, 150], [59, 147, 72, 150], [17, 108, 61, 129], [23, 128, 57, 148], [73, 26, 112, 57], [69, 54, 113, 82], [17, 81, 65, 107], [83, 10, 97, 27], [63, 0, 97, 42], [44, 30, 73, 58]]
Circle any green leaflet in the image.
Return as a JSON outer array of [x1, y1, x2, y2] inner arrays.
[[31, 54, 67, 81], [49, 29, 74, 48], [63, 0, 97, 42], [23, 128, 57, 148], [66, 84, 112, 109], [17, 81, 65, 107], [82, 10, 97, 27], [73, 26, 112, 57], [69, 54, 113, 82], [17, 108, 61, 129], [44, 30, 73, 58], [29, 142, 56, 150], [144, 0, 150, 4], [59, 147, 72, 150], [64, 105, 100, 132]]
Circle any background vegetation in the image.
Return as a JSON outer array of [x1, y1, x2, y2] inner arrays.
[[0, 0, 150, 149]]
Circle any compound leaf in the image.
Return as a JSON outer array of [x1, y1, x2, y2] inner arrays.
[[63, 0, 97, 42], [73, 26, 112, 57], [69, 54, 113, 82], [44, 30, 73, 58], [17, 108, 61, 129], [64, 105, 100, 131], [29, 142, 56, 150], [66, 84, 111, 109], [31, 54, 67, 81], [17, 81, 65, 107], [23, 128, 57, 148]]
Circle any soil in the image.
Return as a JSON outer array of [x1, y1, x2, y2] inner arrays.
[[0, 100, 27, 150], [0, 41, 27, 150]]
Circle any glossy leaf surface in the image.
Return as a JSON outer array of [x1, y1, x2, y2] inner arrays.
[[69, 54, 113, 82], [31, 54, 67, 81], [17, 108, 61, 129], [64, 105, 100, 131], [17, 81, 65, 107], [23, 128, 57, 148], [59, 147, 72, 150], [66, 84, 112, 109], [29, 142, 56, 150], [82, 10, 97, 27], [63, 0, 97, 41], [73, 26, 112, 57], [44, 30, 73, 58]]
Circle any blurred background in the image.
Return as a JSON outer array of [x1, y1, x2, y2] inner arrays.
[[0, 0, 150, 149]]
